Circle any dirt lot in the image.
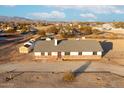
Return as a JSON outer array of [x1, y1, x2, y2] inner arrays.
[[0, 45, 33, 64], [0, 34, 34, 63], [102, 51, 124, 66], [0, 72, 123, 88], [96, 39, 124, 66], [80, 39, 124, 66], [105, 39, 124, 51]]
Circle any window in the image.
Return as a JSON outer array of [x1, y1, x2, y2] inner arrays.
[[48, 52, 51, 55], [93, 52, 97, 55], [65, 52, 70, 55], [41, 52, 44, 55], [35, 52, 41, 56], [79, 52, 82, 55]]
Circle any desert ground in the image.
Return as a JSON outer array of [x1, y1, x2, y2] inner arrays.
[[0, 35, 124, 87], [0, 72, 124, 88]]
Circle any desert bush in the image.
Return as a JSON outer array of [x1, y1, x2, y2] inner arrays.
[[60, 33, 75, 38], [92, 29, 102, 35], [62, 71, 75, 82], [37, 30, 46, 36], [6, 29, 16, 33], [113, 22, 124, 28], [79, 26, 92, 35], [47, 26, 59, 34]]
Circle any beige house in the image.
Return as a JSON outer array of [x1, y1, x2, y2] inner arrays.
[[19, 41, 34, 54], [19, 44, 34, 53], [34, 39, 103, 60]]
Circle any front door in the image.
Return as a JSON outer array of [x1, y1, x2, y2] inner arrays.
[[58, 52, 61, 59]]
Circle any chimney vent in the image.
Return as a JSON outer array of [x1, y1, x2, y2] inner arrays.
[[54, 39, 58, 46]]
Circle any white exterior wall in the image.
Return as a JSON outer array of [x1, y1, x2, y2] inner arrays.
[[82, 52, 93, 55], [46, 38, 51, 41], [54, 39, 58, 46], [97, 51, 102, 56], [44, 52, 48, 56], [61, 52, 65, 56], [70, 52, 78, 56], [34, 52, 41, 56], [51, 52, 58, 56]]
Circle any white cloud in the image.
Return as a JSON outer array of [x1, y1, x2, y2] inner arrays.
[[30, 11, 65, 19], [49, 5, 124, 14], [112, 9, 124, 14], [87, 19, 96, 22], [90, 6, 124, 14], [4, 5, 16, 7], [80, 13, 97, 19]]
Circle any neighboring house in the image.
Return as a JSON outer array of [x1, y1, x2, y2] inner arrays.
[[19, 45, 33, 54], [105, 28, 124, 34], [0, 29, 4, 32], [19, 41, 35, 53], [78, 25, 81, 29], [29, 27, 38, 34], [4, 27, 12, 31], [16, 30, 22, 33], [34, 39, 103, 60], [102, 23, 113, 30], [45, 32, 55, 36], [92, 23, 114, 31]]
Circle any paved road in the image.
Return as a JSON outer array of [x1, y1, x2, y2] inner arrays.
[[0, 61, 124, 76]]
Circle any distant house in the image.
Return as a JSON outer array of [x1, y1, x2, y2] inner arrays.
[[4, 27, 12, 31], [0, 29, 3, 32], [29, 27, 38, 34], [45, 32, 55, 36], [102, 23, 113, 30], [16, 30, 22, 33], [92, 23, 114, 31], [34, 39, 103, 60]]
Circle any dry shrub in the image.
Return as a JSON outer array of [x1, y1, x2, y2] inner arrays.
[[37, 30, 46, 36], [62, 71, 75, 82]]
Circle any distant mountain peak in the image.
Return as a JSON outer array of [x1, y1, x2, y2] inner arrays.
[[0, 15, 33, 22]]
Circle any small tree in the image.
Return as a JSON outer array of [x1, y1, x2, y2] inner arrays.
[[37, 30, 46, 36], [92, 29, 101, 35], [6, 29, 16, 33], [21, 28, 27, 33], [47, 26, 59, 34]]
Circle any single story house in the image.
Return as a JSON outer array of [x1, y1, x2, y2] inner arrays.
[[34, 39, 103, 60]]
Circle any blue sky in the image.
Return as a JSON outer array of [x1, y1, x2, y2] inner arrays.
[[0, 5, 124, 22]]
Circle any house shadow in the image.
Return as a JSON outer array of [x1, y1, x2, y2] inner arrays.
[[57, 39, 67, 44], [73, 62, 91, 77], [99, 40, 113, 57]]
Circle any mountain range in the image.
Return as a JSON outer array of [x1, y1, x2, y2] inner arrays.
[[0, 15, 33, 22]]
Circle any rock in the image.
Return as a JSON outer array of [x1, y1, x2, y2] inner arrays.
[[97, 77, 102, 80]]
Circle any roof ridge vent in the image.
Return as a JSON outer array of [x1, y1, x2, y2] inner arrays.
[[54, 39, 58, 46]]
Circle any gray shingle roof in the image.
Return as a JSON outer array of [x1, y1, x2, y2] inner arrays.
[[34, 40, 103, 52]]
